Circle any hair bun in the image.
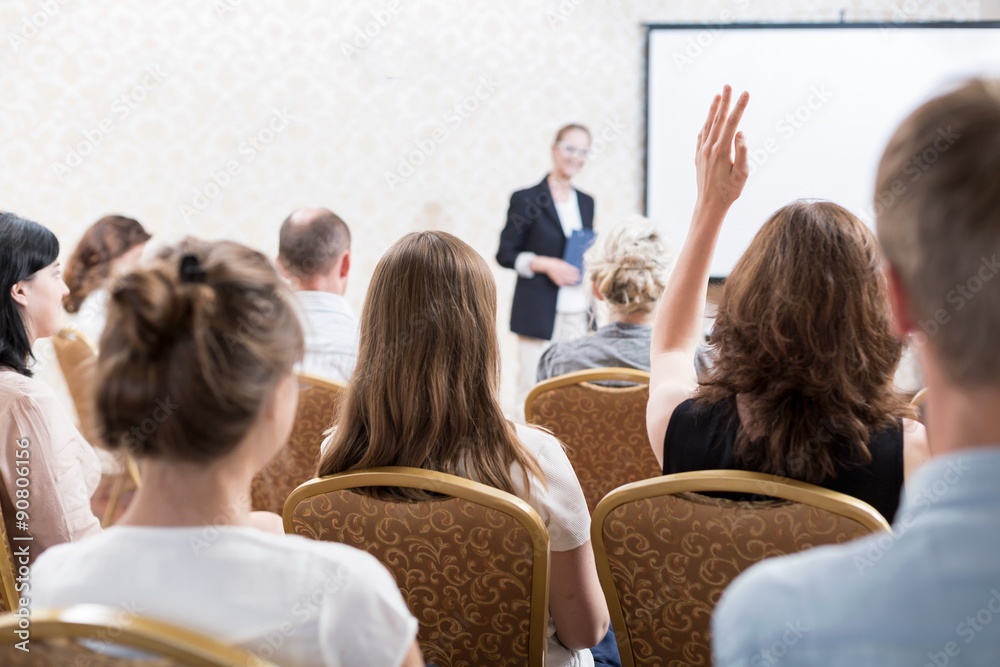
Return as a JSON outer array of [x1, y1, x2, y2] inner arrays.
[[109, 267, 215, 354]]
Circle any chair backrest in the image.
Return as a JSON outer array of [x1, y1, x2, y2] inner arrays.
[[0, 476, 18, 613], [592, 470, 891, 667], [0, 604, 277, 666], [284, 467, 550, 667], [525, 367, 659, 513], [251, 372, 346, 514], [52, 327, 102, 445]]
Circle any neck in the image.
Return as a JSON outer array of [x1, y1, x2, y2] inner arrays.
[[294, 275, 346, 295], [548, 172, 573, 197], [609, 309, 653, 326], [118, 453, 258, 528], [921, 350, 1000, 457]]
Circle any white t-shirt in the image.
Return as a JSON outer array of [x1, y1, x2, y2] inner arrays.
[[509, 423, 594, 667], [294, 291, 360, 384], [30, 526, 418, 667]]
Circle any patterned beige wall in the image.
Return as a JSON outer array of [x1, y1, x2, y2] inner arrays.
[[1, 0, 981, 413]]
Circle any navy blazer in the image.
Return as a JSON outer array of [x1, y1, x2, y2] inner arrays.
[[496, 176, 595, 340]]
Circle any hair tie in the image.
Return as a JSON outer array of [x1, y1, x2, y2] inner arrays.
[[179, 254, 207, 283]]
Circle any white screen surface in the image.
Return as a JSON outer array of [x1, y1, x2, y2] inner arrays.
[[646, 24, 1000, 277]]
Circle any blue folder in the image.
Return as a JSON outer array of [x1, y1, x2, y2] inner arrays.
[[563, 229, 597, 279]]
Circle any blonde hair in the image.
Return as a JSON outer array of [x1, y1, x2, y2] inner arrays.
[[585, 215, 672, 316], [317, 231, 544, 498]]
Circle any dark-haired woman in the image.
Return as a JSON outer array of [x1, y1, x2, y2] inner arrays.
[[30, 238, 423, 667], [64, 214, 150, 346], [497, 124, 595, 416], [0, 212, 102, 558], [647, 87, 928, 523]]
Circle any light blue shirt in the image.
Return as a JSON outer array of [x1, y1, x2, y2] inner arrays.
[[713, 447, 1000, 666], [293, 291, 358, 383]]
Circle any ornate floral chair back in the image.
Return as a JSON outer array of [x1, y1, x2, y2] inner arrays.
[[591, 470, 891, 667], [251, 372, 346, 514], [283, 467, 551, 667], [525, 367, 659, 513]]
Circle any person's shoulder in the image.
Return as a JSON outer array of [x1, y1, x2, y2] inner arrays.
[[0, 371, 59, 415], [513, 421, 562, 456], [240, 528, 389, 577]]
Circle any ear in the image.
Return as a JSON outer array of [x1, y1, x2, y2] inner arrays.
[[339, 250, 350, 279], [10, 280, 29, 308], [884, 261, 916, 337], [591, 281, 605, 302], [275, 256, 289, 280]]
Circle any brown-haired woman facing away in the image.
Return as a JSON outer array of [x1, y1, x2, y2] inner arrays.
[[318, 231, 614, 667], [30, 239, 424, 667], [647, 86, 928, 523], [63, 214, 151, 345]]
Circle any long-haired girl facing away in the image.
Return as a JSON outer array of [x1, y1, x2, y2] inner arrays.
[[647, 86, 928, 523], [32, 238, 423, 667], [319, 231, 614, 667]]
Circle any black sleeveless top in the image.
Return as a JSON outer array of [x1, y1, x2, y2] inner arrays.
[[663, 397, 905, 522]]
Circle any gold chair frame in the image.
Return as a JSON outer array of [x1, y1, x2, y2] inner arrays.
[[250, 371, 346, 514], [0, 476, 18, 613], [592, 469, 891, 667], [52, 327, 142, 527], [523, 366, 652, 422], [524, 367, 657, 512], [0, 604, 277, 666], [283, 466, 551, 667]]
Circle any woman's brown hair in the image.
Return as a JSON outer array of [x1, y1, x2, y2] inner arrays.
[[95, 238, 303, 462], [317, 231, 544, 498], [697, 201, 912, 484], [64, 214, 151, 313]]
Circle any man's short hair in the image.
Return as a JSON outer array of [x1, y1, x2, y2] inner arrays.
[[876, 78, 1000, 386], [278, 208, 351, 279]]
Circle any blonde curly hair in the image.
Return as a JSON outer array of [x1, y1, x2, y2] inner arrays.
[[584, 215, 673, 316]]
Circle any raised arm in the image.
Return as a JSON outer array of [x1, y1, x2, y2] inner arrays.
[[647, 85, 750, 466]]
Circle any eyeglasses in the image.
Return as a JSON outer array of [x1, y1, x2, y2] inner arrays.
[[557, 142, 591, 158]]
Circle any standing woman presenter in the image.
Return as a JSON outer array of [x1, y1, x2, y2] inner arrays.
[[497, 124, 595, 414]]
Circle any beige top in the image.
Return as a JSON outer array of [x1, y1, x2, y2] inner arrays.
[[0, 369, 101, 559]]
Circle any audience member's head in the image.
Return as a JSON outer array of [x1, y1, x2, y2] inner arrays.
[[0, 212, 64, 377], [64, 214, 151, 314], [318, 230, 541, 497], [700, 200, 911, 483], [876, 78, 1000, 395], [96, 238, 303, 466], [277, 207, 351, 294], [584, 215, 672, 322]]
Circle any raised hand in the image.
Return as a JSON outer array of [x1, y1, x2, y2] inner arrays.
[[695, 85, 750, 215]]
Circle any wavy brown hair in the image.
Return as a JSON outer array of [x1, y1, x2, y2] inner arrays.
[[317, 231, 544, 499], [64, 215, 151, 313], [697, 201, 912, 484]]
